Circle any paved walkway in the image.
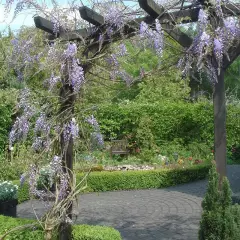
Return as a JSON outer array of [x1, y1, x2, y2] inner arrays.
[[17, 165, 240, 240]]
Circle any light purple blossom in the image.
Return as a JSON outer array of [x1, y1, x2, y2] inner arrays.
[[91, 132, 104, 149], [32, 137, 44, 151], [70, 59, 85, 93], [20, 174, 26, 186], [86, 115, 99, 131], [118, 71, 133, 87], [47, 73, 61, 91], [52, 18, 60, 34], [63, 119, 79, 142], [106, 54, 119, 67], [9, 115, 30, 148], [34, 113, 50, 135], [214, 38, 223, 64], [50, 155, 62, 174], [139, 20, 164, 57], [58, 173, 69, 201], [104, 6, 129, 29], [29, 164, 37, 195], [198, 9, 208, 32], [118, 43, 127, 57], [64, 43, 77, 58]]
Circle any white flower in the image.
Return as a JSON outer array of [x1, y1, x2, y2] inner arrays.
[[72, 117, 76, 123], [10, 189, 13, 192], [9, 147, 14, 151]]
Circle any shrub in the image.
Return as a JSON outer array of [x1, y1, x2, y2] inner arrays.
[[0, 215, 122, 240], [77, 164, 210, 192], [96, 102, 240, 150], [199, 164, 240, 240], [15, 164, 210, 203], [0, 181, 18, 202]]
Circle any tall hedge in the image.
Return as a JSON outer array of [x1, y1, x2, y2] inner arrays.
[[96, 102, 240, 147]]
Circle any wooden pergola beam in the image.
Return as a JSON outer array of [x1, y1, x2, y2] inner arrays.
[[138, 0, 192, 48], [79, 6, 104, 26], [34, 16, 57, 35]]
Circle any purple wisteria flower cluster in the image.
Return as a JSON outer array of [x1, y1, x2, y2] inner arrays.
[[32, 113, 51, 152], [63, 118, 79, 143], [139, 19, 164, 58], [10, 37, 41, 81], [9, 88, 35, 149], [178, 6, 240, 82], [86, 115, 104, 149], [28, 156, 70, 202]]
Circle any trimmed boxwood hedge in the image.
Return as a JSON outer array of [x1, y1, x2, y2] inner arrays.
[[16, 164, 210, 203], [0, 215, 122, 240]]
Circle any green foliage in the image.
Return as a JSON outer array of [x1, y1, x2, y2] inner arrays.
[[0, 162, 23, 181], [97, 101, 240, 151], [0, 215, 122, 240], [13, 182, 29, 204], [199, 165, 240, 240], [72, 225, 122, 240], [0, 89, 17, 154], [77, 164, 210, 192], [97, 102, 214, 145], [14, 165, 210, 203]]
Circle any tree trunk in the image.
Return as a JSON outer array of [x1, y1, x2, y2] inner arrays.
[[213, 69, 227, 182]]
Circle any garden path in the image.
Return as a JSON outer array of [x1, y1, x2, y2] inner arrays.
[[17, 165, 240, 240]]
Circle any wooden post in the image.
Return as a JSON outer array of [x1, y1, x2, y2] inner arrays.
[[214, 69, 227, 179], [58, 68, 75, 240]]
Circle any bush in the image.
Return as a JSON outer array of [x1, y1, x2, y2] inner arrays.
[[15, 182, 30, 203], [97, 102, 240, 150], [15, 164, 210, 203], [77, 164, 210, 192], [0, 215, 122, 240], [199, 164, 240, 240], [0, 181, 18, 202]]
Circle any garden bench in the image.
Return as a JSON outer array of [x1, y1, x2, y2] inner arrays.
[[110, 139, 129, 158]]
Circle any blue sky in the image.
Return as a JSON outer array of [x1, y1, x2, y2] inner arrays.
[[0, 0, 138, 33]]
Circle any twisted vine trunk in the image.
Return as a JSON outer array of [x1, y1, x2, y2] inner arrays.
[[59, 71, 75, 240]]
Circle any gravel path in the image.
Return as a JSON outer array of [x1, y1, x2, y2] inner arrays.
[[17, 165, 240, 240]]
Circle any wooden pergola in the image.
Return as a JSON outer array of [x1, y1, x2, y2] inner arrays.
[[34, 0, 240, 181], [32, 0, 240, 238]]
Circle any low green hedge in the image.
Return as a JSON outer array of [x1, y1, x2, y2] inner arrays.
[[16, 164, 210, 203], [0, 215, 122, 240], [77, 164, 210, 192]]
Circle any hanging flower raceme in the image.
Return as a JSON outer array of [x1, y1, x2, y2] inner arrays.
[[64, 43, 77, 59], [50, 155, 62, 175], [9, 88, 35, 149], [35, 113, 50, 135], [86, 115, 100, 131], [70, 59, 85, 93], [86, 115, 104, 149], [139, 20, 164, 58], [104, 5, 133, 30], [63, 118, 79, 143], [9, 37, 41, 81], [118, 43, 127, 57], [47, 73, 61, 91], [9, 115, 30, 148], [198, 9, 208, 33]]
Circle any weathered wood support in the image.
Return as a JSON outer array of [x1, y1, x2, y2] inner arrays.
[[214, 69, 227, 179], [79, 6, 104, 26]]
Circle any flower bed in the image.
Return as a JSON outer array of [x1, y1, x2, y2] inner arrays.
[[15, 164, 210, 203], [0, 215, 122, 240]]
